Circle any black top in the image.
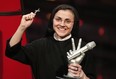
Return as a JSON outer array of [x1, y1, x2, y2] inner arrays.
[[5, 37, 96, 79]]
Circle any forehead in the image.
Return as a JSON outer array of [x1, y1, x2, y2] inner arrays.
[[54, 10, 74, 19]]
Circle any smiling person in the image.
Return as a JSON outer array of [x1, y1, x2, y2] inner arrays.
[[5, 4, 96, 79]]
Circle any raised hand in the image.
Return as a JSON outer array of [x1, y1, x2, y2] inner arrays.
[[19, 8, 40, 31], [9, 8, 40, 47], [19, 12, 36, 30]]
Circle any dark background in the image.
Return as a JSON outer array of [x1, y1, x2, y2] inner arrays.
[[22, 0, 116, 79]]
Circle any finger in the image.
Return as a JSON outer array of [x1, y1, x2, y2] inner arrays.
[[77, 67, 82, 72], [69, 64, 82, 72], [24, 14, 32, 21], [24, 12, 35, 21], [77, 38, 82, 50], [30, 12, 36, 18], [24, 15, 30, 21], [28, 12, 35, 20], [68, 65, 78, 71], [73, 74, 80, 79], [67, 52, 70, 56], [71, 38, 76, 51], [68, 69, 81, 78], [68, 69, 80, 75], [69, 63, 82, 68], [69, 50, 73, 54]]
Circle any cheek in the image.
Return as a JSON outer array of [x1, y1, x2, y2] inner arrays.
[[53, 20, 59, 26], [53, 22, 58, 31], [68, 24, 74, 31], [53, 20, 56, 30], [53, 20, 57, 27], [53, 20, 60, 30]]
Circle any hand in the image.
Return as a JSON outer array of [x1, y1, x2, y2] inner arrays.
[[19, 12, 36, 30], [68, 63, 89, 79]]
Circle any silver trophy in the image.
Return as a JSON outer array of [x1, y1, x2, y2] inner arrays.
[[64, 38, 96, 79]]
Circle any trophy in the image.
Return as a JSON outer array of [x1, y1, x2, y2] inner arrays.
[[64, 38, 96, 79]]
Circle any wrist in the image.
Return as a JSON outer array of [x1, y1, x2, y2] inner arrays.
[[82, 74, 90, 79], [18, 25, 27, 32], [80, 71, 89, 79]]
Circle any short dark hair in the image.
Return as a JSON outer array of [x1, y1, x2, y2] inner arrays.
[[46, 4, 79, 37]]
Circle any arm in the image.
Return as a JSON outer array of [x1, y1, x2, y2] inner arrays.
[[10, 12, 35, 47]]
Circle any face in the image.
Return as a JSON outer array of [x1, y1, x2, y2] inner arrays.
[[53, 10, 74, 38]]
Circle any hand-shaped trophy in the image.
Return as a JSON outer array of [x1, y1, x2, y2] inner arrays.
[[64, 38, 96, 79]]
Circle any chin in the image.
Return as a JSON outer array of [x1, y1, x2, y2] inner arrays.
[[59, 35, 68, 38], [57, 32, 69, 38]]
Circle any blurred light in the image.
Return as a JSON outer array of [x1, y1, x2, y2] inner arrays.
[[46, 13, 51, 20], [97, 74, 103, 79], [98, 27, 105, 36], [33, 17, 42, 25], [79, 19, 84, 27], [46, 0, 56, 1]]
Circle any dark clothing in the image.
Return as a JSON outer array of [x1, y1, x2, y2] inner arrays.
[[5, 37, 96, 79]]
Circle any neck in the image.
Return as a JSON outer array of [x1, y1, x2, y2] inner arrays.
[[54, 33, 71, 41]]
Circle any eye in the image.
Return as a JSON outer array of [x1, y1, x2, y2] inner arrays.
[[55, 17, 61, 22], [65, 20, 71, 24]]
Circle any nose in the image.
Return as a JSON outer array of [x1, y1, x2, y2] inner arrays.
[[60, 21, 65, 26]]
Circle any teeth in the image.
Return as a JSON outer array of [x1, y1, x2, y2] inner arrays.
[[59, 29, 65, 31], [59, 27, 65, 31]]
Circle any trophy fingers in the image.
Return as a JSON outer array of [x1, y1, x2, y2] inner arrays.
[[67, 52, 70, 57], [67, 50, 73, 56], [69, 50, 73, 54], [71, 38, 76, 51], [77, 38, 82, 50]]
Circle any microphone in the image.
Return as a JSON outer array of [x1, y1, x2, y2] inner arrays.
[[67, 41, 96, 61]]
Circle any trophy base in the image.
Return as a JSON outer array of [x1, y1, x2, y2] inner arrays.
[[63, 75, 80, 79], [56, 75, 80, 79]]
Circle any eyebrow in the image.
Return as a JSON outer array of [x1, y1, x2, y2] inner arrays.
[[55, 16, 72, 20]]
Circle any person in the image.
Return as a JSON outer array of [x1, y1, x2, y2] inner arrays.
[[5, 4, 96, 79]]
